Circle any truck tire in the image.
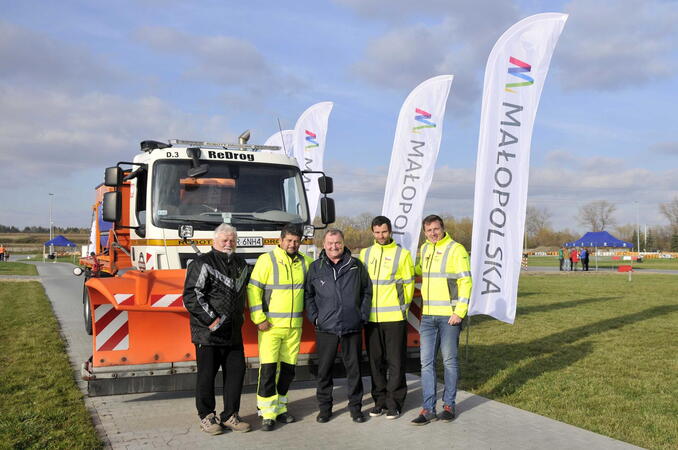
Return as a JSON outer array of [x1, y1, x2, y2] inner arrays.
[[83, 283, 93, 335]]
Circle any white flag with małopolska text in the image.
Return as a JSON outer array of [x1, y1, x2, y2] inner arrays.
[[293, 102, 333, 220], [469, 13, 567, 324], [264, 130, 295, 157], [382, 75, 454, 259]]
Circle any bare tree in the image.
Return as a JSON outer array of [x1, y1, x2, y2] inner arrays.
[[659, 196, 678, 230], [614, 224, 635, 243], [577, 200, 616, 231], [525, 205, 552, 237]]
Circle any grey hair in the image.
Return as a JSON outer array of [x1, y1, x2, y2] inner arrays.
[[214, 224, 237, 239], [323, 228, 344, 241]]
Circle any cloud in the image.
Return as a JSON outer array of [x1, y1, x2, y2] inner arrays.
[[135, 26, 305, 93], [346, 1, 519, 114], [0, 21, 123, 91], [649, 141, 678, 156], [325, 149, 676, 230], [556, 0, 678, 90], [0, 84, 237, 187]]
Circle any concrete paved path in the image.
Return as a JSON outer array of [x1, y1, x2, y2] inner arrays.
[[28, 261, 640, 449]]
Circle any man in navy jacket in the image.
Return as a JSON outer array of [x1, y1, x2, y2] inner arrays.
[[305, 229, 372, 423]]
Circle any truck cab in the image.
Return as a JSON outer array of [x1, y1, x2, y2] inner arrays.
[[109, 139, 325, 271]]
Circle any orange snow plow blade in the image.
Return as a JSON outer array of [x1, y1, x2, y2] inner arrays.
[[86, 269, 192, 367]]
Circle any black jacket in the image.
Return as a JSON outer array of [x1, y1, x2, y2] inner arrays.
[[183, 248, 249, 346], [304, 248, 372, 336]]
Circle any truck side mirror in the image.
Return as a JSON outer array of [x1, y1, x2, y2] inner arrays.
[[318, 176, 333, 194], [320, 197, 335, 225], [104, 167, 122, 187], [102, 191, 121, 222]]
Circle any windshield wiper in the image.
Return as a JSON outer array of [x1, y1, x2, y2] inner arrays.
[[159, 216, 223, 224]]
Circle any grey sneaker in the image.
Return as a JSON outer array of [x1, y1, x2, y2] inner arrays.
[[200, 413, 224, 435], [222, 413, 251, 432]]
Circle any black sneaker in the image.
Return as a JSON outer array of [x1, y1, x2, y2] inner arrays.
[[410, 409, 437, 426], [369, 406, 384, 417], [316, 410, 332, 423], [385, 409, 400, 419], [261, 419, 275, 431], [437, 405, 456, 422], [277, 412, 295, 424], [351, 411, 366, 423]]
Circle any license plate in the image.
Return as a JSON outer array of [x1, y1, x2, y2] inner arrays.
[[237, 237, 263, 248]]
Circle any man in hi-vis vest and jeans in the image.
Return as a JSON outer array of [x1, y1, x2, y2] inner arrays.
[[359, 216, 414, 420], [247, 224, 312, 432], [411, 214, 472, 426]]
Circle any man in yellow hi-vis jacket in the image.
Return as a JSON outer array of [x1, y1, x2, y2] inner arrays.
[[248, 224, 312, 432], [410, 215, 472, 426], [359, 216, 414, 420]]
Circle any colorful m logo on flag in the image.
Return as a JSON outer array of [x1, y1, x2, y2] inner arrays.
[[505, 57, 534, 93], [412, 108, 436, 134], [305, 130, 319, 149]]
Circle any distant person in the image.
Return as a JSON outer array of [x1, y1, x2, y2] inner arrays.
[[183, 224, 251, 435], [0, 244, 5, 262], [581, 248, 589, 271], [305, 229, 372, 424], [570, 248, 579, 271], [558, 248, 565, 271]]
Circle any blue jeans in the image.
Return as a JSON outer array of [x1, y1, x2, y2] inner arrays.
[[420, 315, 461, 412]]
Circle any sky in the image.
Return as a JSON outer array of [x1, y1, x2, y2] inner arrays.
[[1, 0, 676, 233]]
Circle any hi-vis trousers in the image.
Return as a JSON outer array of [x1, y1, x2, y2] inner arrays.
[[257, 327, 302, 419]]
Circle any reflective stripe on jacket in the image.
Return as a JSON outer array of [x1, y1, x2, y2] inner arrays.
[[416, 233, 472, 318], [359, 240, 414, 322], [247, 246, 312, 328]]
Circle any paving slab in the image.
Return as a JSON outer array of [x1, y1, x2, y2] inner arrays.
[[32, 261, 640, 449]]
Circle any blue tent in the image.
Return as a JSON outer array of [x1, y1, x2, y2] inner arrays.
[[564, 231, 633, 248], [44, 235, 77, 247]]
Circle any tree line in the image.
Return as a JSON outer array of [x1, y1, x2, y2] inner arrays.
[[4, 197, 677, 252], [525, 198, 678, 251], [0, 225, 89, 234]]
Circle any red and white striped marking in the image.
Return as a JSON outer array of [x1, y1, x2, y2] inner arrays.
[[114, 293, 135, 305], [145, 252, 153, 270], [150, 294, 183, 307], [407, 297, 422, 331], [94, 304, 129, 351]]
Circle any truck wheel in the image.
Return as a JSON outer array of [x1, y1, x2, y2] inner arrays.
[[83, 284, 93, 335]]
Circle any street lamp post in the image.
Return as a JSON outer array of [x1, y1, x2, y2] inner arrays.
[[49, 193, 54, 241], [635, 201, 640, 255]]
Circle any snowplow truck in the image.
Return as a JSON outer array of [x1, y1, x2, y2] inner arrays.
[[76, 136, 422, 396]]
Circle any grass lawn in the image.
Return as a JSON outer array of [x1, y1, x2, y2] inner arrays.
[[460, 273, 678, 449], [0, 262, 38, 276], [528, 255, 678, 270], [0, 281, 102, 448]]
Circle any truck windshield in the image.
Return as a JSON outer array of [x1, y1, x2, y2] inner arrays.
[[152, 160, 309, 231]]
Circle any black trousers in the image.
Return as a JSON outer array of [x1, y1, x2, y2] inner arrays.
[[583, 258, 589, 271], [316, 331, 363, 414], [195, 343, 245, 420], [365, 321, 407, 411]]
